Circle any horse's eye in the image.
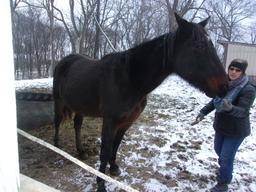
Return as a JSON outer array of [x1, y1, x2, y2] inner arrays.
[[193, 41, 206, 50]]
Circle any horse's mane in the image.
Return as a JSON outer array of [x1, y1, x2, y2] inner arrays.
[[190, 24, 209, 51], [100, 32, 176, 68], [192, 24, 207, 41], [130, 33, 174, 51]]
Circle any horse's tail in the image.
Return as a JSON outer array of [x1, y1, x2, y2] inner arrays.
[[53, 54, 76, 99], [53, 54, 80, 120]]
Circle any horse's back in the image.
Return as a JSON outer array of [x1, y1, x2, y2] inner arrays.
[[55, 54, 97, 72], [54, 54, 94, 96]]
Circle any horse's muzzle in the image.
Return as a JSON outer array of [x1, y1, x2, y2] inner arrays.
[[217, 83, 228, 98], [206, 77, 228, 98]]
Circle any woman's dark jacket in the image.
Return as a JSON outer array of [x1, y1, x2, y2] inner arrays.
[[200, 82, 256, 137]]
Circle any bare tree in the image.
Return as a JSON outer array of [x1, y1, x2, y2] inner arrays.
[[9, 0, 23, 20], [43, 0, 55, 76], [160, 0, 207, 32], [94, 0, 101, 58], [205, 0, 256, 42], [11, 0, 256, 80], [248, 24, 256, 44], [53, 0, 96, 54], [112, 0, 163, 49], [12, 3, 68, 79]]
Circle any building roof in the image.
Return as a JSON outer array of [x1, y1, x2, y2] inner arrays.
[[218, 40, 256, 48]]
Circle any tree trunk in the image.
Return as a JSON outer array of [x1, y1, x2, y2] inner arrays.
[[48, 0, 54, 77], [94, 0, 101, 59]]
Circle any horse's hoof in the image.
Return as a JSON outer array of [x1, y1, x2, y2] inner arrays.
[[54, 143, 60, 148], [54, 139, 59, 147], [79, 152, 88, 160], [54, 143, 59, 148], [97, 181, 107, 192], [109, 166, 121, 176]]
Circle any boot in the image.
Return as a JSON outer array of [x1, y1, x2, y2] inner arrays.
[[210, 183, 228, 192]]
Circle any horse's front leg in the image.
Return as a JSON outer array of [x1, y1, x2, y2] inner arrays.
[[109, 98, 147, 176], [109, 127, 127, 176], [97, 117, 116, 192], [74, 114, 87, 160]]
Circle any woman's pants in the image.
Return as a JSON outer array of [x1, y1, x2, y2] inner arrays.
[[214, 132, 245, 184]]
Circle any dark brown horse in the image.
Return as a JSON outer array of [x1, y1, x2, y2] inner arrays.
[[53, 13, 228, 192]]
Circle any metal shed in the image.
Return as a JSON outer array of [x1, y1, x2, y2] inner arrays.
[[219, 41, 256, 82]]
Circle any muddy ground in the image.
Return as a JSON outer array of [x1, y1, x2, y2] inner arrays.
[[18, 117, 104, 192]]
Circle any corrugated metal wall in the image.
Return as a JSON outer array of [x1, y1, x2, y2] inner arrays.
[[225, 43, 256, 76]]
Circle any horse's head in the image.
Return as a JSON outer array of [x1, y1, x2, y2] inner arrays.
[[172, 13, 228, 98]]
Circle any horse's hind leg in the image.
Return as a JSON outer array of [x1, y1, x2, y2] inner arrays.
[[54, 101, 63, 147], [73, 114, 87, 159]]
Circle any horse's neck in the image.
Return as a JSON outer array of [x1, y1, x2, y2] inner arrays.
[[127, 34, 173, 94]]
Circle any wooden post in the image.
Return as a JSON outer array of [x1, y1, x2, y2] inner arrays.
[[0, 1, 20, 191]]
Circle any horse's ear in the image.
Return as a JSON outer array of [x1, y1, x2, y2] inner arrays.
[[174, 12, 188, 28], [198, 17, 210, 28]]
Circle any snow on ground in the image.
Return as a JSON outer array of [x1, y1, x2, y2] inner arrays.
[[15, 75, 256, 192], [135, 75, 256, 192]]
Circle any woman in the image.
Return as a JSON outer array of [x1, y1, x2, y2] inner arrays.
[[194, 59, 256, 192]]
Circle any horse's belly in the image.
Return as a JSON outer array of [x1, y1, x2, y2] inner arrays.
[[63, 84, 102, 117], [74, 107, 102, 117], [67, 98, 102, 117]]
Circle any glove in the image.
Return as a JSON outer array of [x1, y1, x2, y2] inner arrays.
[[191, 113, 204, 125], [220, 99, 233, 112]]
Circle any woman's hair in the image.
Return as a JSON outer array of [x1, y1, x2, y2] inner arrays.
[[228, 58, 248, 74]]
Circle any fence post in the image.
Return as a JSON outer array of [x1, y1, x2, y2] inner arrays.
[[0, 1, 20, 192]]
